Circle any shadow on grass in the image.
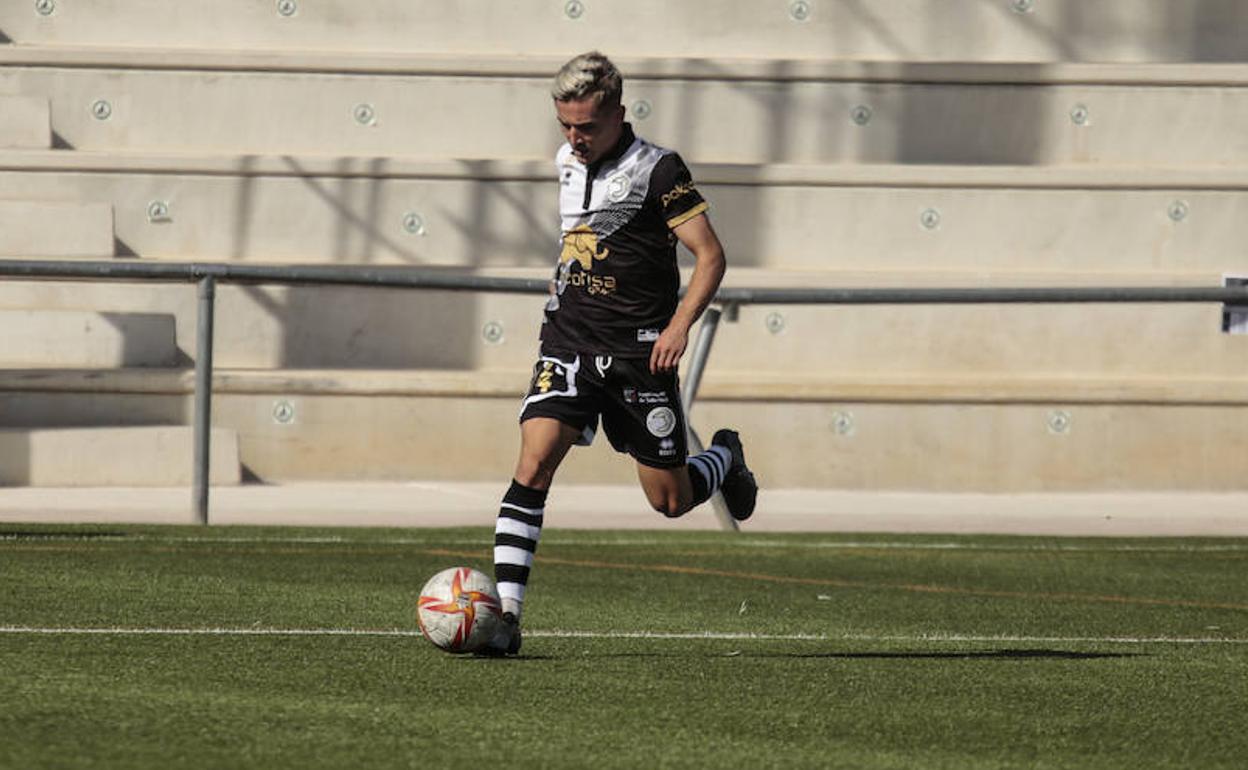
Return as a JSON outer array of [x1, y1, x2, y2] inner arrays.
[[775, 649, 1143, 661], [464, 655, 560, 662], [487, 649, 1142, 662], [0, 530, 134, 541]]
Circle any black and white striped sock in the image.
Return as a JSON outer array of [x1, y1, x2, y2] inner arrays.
[[493, 479, 547, 621], [687, 445, 732, 507]]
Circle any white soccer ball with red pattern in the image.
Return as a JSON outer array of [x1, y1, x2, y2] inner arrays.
[[416, 567, 503, 654]]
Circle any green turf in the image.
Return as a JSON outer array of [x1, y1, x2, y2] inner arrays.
[[2, 524, 1246, 769]]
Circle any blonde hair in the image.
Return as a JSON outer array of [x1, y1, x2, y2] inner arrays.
[[551, 51, 622, 108]]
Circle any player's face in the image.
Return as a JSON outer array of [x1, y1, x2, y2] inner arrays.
[[555, 95, 625, 165]]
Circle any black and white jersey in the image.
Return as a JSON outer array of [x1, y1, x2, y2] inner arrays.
[[540, 123, 708, 358]]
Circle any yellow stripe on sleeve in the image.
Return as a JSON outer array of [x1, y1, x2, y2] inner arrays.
[[666, 201, 709, 229]]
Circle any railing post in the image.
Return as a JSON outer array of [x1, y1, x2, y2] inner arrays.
[[681, 305, 737, 532], [193, 275, 216, 525]]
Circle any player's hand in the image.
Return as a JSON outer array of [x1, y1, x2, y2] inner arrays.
[[649, 326, 688, 374]]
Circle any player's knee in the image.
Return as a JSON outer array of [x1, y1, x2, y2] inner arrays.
[[649, 495, 690, 518], [514, 457, 557, 490]]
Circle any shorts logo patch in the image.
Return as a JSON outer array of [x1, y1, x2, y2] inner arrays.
[[659, 438, 676, 457], [536, 361, 556, 393], [646, 407, 677, 438], [623, 387, 637, 403]]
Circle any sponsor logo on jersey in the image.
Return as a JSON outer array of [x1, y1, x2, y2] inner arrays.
[[623, 387, 637, 403], [646, 407, 677, 438], [660, 181, 697, 208], [565, 272, 617, 295], [560, 224, 609, 271], [558, 225, 617, 295]]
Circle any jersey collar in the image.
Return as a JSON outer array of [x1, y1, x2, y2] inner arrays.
[[586, 122, 636, 177]]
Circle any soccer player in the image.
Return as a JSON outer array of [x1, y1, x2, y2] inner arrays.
[[484, 52, 757, 655]]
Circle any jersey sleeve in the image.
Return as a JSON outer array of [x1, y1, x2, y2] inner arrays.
[[648, 152, 709, 229]]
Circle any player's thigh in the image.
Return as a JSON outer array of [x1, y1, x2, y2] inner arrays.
[[635, 461, 694, 517], [515, 417, 583, 489], [515, 353, 600, 488], [599, 360, 687, 469]]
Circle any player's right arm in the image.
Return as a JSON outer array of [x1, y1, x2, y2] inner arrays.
[[650, 213, 725, 374], [646, 152, 724, 374]]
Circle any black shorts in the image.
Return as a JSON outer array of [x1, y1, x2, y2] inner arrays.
[[519, 351, 688, 469]]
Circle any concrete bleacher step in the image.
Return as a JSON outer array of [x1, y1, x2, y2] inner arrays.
[[0, 308, 179, 367], [2, 369, 1246, 492], [0, 305, 178, 366], [1, 151, 1244, 272], [0, 200, 113, 257], [3, 1, 1246, 61], [6, 370, 1248, 491], [0, 426, 241, 486], [4, 46, 1248, 162], [0, 267, 1240, 376], [0, 96, 50, 149]]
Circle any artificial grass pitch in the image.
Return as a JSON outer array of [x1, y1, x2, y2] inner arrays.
[[1, 525, 1245, 769]]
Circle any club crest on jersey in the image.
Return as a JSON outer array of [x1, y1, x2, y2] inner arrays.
[[560, 224, 609, 271], [606, 172, 631, 202]]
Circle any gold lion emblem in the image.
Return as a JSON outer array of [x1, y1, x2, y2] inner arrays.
[[560, 225, 609, 271]]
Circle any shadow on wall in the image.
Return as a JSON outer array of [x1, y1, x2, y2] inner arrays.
[[229, 157, 552, 369], [0, 28, 11, 44], [892, 74, 1058, 166], [894, 4, 1049, 165], [273, 285, 482, 369], [1160, 0, 1248, 61], [0, 427, 31, 485], [1057, 0, 1248, 62], [101, 311, 191, 368], [445, 159, 552, 271], [0, 393, 186, 430]]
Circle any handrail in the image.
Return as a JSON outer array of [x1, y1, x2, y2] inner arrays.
[[0, 259, 550, 294], [2, 257, 1245, 529], [3, 260, 1246, 304]]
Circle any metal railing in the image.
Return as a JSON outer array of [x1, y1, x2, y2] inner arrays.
[[3, 258, 1246, 529]]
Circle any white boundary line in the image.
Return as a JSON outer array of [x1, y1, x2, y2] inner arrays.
[[3, 533, 1247, 553], [0, 626, 1244, 644]]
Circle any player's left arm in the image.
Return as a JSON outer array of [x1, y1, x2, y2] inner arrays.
[[650, 213, 726, 374]]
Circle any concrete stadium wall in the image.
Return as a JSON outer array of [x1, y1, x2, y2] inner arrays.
[[4, 56, 1248, 163], [4, 159, 1244, 269], [0, 200, 113, 257], [4, 375, 1247, 491], [2, 4, 1247, 491], [0, 308, 178, 367], [3, 0, 1248, 62], [0, 95, 49, 149]]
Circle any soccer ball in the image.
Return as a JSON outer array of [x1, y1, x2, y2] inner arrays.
[[416, 567, 503, 654]]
